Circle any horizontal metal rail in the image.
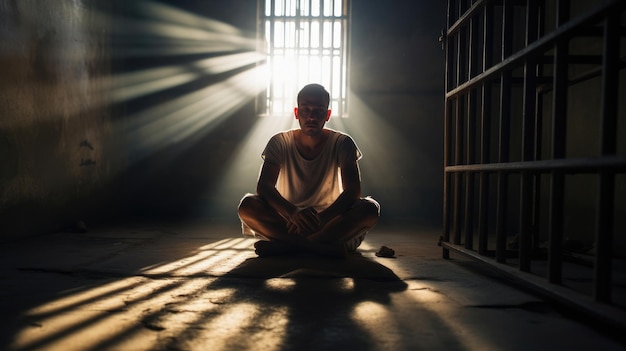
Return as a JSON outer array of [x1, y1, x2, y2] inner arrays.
[[446, 0, 622, 99], [447, 0, 491, 37], [445, 156, 626, 174], [441, 242, 626, 333]]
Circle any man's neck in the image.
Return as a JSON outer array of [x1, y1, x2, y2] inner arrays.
[[297, 128, 329, 144], [294, 129, 330, 159]]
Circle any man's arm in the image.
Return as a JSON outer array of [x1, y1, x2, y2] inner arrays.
[[257, 161, 320, 234], [318, 158, 362, 225]]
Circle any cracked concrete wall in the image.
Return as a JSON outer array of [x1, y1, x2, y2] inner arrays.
[[0, 0, 117, 237]]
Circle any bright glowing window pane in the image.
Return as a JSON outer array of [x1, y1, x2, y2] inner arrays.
[[310, 56, 321, 82], [333, 21, 341, 48], [324, 0, 332, 16], [334, 0, 342, 16], [287, 0, 296, 16], [274, 22, 284, 48], [299, 0, 309, 16], [311, 0, 320, 16], [323, 22, 332, 48], [265, 0, 271, 16], [321, 56, 330, 88], [285, 21, 296, 47], [275, 0, 284, 16], [265, 21, 271, 50], [332, 56, 340, 92], [299, 22, 309, 47], [311, 21, 320, 48]]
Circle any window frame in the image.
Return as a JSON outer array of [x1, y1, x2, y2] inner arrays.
[[256, 0, 351, 117]]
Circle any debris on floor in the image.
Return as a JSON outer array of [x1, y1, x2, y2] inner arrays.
[[375, 245, 395, 258]]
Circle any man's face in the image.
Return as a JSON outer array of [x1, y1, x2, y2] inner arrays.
[[295, 95, 331, 136]]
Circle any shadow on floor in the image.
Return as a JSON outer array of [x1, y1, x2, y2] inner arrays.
[[154, 253, 410, 350]]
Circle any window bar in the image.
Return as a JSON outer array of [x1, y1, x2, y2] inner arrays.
[[464, 12, 480, 250], [317, 6, 323, 89], [329, 16, 335, 109], [296, 0, 302, 102], [495, 1, 513, 263], [341, 17, 347, 116], [519, 0, 539, 272], [281, 0, 287, 115], [547, 0, 569, 284], [594, 9, 619, 303], [478, 2, 493, 256], [256, 0, 267, 115], [305, 3, 312, 81], [267, 0, 276, 115], [343, 12, 349, 116]]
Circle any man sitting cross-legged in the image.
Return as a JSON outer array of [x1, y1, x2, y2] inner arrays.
[[237, 83, 380, 257]]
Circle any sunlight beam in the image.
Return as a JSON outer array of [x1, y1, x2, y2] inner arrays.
[[119, 64, 267, 163]]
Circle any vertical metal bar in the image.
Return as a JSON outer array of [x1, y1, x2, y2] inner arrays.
[[256, 0, 265, 115], [464, 11, 480, 250], [548, 0, 569, 284], [496, 1, 513, 263], [532, 0, 546, 253], [443, 100, 453, 260], [594, 9, 619, 303], [519, 0, 539, 272], [478, 2, 493, 256], [282, 0, 288, 113], [266, 0, 276, 115], [453, 1, 466, 246], [296, 0, 302, 94], [343, 0, 351, 116], [443, 0, 455, 259], [317, 6, 321, 86], [453, 97, 464, 245]]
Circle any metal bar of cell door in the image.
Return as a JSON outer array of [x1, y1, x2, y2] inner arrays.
[[548, 0, 570, 285], [453, 0, 467, 246], [496, 1, 513, 264], [442, 0, 456, 259], [478, 2, 493, 256], [464, 11, 480, 250], [594, 8, 619, 303], [519, 0, 539, 272]]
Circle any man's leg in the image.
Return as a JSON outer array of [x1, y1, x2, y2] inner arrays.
[[238, 193, 288, 240], [237, 194, 345, 257], [308, 197, 380, 250]]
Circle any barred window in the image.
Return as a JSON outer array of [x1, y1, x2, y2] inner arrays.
[[258, 0, 350, 117]]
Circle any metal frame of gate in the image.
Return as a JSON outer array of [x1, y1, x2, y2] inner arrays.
[[442, 0, 626, 331]]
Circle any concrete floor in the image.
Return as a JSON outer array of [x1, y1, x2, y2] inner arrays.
[[0, 220, 624, 351]]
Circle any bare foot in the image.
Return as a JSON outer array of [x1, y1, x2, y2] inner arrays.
[[309, 242, 346, 259], [254, 240, 299, 257]]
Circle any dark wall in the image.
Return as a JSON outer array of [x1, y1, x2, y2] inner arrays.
[[349, 2, 446, 224], [0, 1, 118, 237], [0, 0, 447, 239]]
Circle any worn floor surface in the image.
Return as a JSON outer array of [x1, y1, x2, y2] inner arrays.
[[0, 219, 624, 351]]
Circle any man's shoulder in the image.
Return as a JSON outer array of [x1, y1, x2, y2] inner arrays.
[[269, 129, 295, 141], [265, 130, 296, 150], [326, 128, 352, 140], [326, 129, 356, 145]]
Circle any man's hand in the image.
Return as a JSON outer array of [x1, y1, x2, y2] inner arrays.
[[287, 207, 320, 236]]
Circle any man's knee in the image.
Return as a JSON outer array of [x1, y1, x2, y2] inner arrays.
[[238, 193, 259, 219], [360, 196, 381, 219]]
